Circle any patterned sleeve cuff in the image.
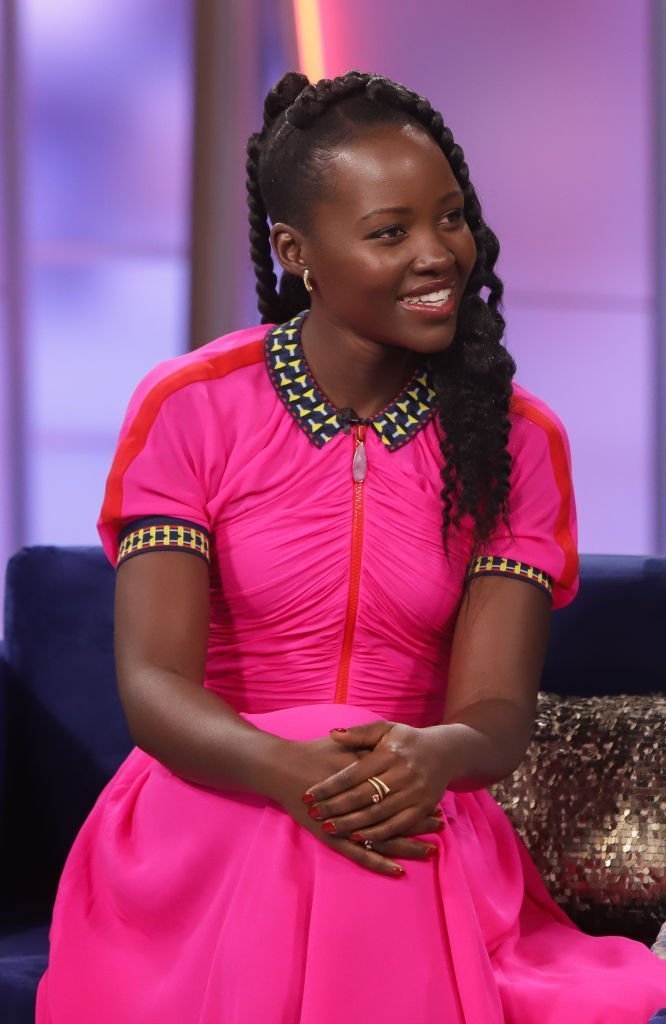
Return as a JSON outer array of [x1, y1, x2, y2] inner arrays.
[[466, 555, 554, 601], [117, 517, 210, 568]]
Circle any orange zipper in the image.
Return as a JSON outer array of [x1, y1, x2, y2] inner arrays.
[[334, 423, 367, 703]]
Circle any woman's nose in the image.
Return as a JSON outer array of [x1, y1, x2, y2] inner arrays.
[[410, 238, 456, 274]]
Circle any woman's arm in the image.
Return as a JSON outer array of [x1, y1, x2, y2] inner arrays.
[[114, 551, 287, 799], [435, 572, 551, 791]]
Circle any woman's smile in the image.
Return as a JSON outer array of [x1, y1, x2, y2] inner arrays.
[[397, 280, 458, 319]]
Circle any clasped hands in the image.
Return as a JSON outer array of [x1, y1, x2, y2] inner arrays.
[[296, 719, 451, 877]]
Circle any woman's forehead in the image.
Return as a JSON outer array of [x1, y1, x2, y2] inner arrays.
[[318, 125, 457, 210]]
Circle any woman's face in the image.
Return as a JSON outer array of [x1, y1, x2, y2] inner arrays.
[[293, 122, 478, 356]]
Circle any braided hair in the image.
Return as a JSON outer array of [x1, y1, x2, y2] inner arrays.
[[246, 70, 516, 561]]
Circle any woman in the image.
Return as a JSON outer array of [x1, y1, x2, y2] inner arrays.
[[36, 70, 666, 1022]]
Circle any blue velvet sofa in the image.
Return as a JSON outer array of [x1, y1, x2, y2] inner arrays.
[[0, 546, 665, 1022]]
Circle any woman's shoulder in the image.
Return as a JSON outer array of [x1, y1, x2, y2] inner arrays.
[[122, 322, 272, 426], [508, 381, 572, 451]]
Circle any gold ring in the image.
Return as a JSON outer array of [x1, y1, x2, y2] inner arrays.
[[368, 775, 390, 797], [367, 777, 385, 802]]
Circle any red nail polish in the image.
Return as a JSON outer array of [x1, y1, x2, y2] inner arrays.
[[350, 832, 364, 842], [391, 865, 404, 877], [322, 821, 337, 834], [331, 727, 348, 733], [436, 820, 446, 831], [434, 807, 444, 817], [308, 806, 322, 820], [302, 792, 315, 805], [425, 846, 437, 859]]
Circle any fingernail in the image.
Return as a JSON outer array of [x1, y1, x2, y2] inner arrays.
[[302, 792, 315, 805], [436, 820, 446, 831], [322, 821, 337, 834], [391, 865, 405, 877], [434, 807, 444, 817], [308, 806, 322, 820], [425, 846, 437, 858], [350, 832, 364, 842], [331, 727, 348, 733]]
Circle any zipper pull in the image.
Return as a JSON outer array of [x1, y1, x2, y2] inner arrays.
[[352, 424, 367, 483]]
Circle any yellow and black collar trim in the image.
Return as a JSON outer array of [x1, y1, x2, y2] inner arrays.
[[264, 310, 438, 451]]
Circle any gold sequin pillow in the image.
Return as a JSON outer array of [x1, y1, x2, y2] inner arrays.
[[490, 692, 666, 945]]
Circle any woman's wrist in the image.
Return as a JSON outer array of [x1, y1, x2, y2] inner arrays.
[[238, 731, 295, 802], [422, 721, 505, 791], [424, 708, 529, 791]]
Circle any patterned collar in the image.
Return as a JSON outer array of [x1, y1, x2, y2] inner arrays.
[[264, 310, 438, 451]]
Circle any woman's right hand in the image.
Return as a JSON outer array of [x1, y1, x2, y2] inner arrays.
[[268, 737, 445, 877]]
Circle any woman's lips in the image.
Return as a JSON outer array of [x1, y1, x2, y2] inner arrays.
[[398, 287, 456, 319]]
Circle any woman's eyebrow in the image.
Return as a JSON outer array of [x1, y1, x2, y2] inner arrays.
[[358, 190, 464, 223]]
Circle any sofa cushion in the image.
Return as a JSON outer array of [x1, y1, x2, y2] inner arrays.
[[491, 691, 666, 945], [0, 923, 49, 1024], [3, 546, 133, 911], [542, 555, 666, 696]]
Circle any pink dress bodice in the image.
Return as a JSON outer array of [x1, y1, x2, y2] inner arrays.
[[98, 310, 578, 727]]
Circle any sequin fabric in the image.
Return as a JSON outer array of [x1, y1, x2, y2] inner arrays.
[[491, 692, 666, 945]]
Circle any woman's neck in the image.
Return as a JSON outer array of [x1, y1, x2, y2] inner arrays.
[[300, 308, 420, 419]]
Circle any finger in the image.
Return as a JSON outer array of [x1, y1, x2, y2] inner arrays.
[[401, 815, 444, 837], [327, 721, 393, 748], [369, 837, 438, 861], [308, 769, 401, 822], [325, 835, 405, 878], [346, 807, 431, 844], [303, 749, 395, 805], [316, 791, 412, 838]]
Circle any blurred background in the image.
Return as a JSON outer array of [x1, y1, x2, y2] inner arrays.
[[1, 0, 665, 607]]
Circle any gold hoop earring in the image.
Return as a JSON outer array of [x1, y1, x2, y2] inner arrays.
[[303, 268, 314, 294]]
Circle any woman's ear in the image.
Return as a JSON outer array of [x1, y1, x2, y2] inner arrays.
[[270, 222, 308, 277]]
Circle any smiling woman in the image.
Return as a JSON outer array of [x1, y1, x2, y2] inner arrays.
[[35, 70, 666, 1024]]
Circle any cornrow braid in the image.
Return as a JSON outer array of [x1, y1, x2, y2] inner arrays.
[[246, 70, 516, 558]]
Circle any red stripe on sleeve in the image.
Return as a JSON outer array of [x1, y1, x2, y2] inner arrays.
[[509, 395, 579, 590], [101, 340, 264, 528]]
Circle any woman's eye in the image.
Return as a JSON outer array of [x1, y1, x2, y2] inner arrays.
[[371, 225, 406, 240], [368, 210, 464, 240], [442, 208, 465, 225]]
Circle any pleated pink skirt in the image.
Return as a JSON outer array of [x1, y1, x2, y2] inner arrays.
[[36, 704, 666, 1023]]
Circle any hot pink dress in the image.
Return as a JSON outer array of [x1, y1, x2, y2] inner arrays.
[[36, 311, 666, 1022]]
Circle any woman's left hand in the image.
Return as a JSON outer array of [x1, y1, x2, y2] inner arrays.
[[302, 720, 453, 844]]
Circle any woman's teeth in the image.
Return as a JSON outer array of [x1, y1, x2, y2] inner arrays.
[[401, 288, 452, 307]]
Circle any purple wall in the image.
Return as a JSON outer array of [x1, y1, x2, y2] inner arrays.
[[3, 1, 657, 567], [319, 0, 655, 554], [21, 0, 193, 546]]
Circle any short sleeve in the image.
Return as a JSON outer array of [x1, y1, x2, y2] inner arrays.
[[97, 368, 211, 569], [466, 390, 580, 610]]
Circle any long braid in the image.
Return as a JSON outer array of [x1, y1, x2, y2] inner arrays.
[[246, 72, 311, 323], [247, 70, 516, 556], [246, 134, 282, 323]]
